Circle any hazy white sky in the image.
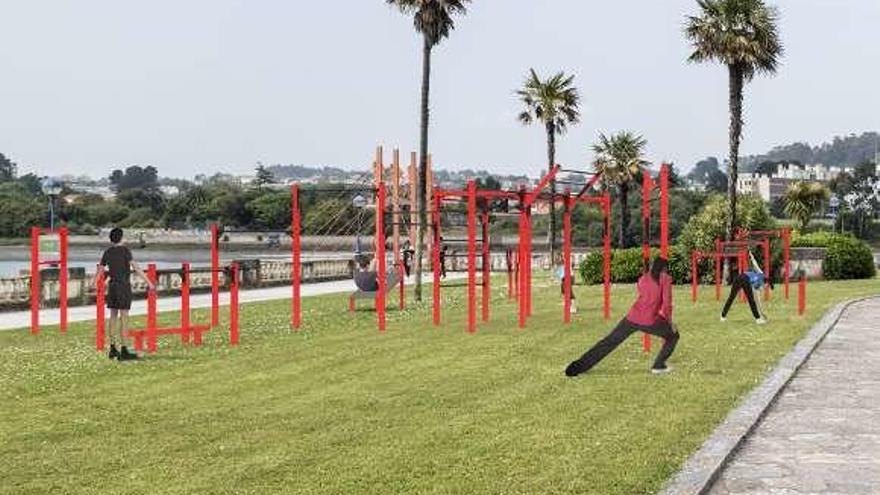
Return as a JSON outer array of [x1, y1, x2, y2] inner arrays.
[[1, 0, 878, 179]]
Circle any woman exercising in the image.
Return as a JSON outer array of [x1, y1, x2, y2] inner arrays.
[[565, 257, 679, 376], [720, 252, 768, 324]]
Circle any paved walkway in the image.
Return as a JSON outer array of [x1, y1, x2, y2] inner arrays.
[[2, 273, 466, 332], [710, 298, 880, 494]]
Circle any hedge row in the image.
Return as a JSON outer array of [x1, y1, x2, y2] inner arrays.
[[578, 233, 876, 285]]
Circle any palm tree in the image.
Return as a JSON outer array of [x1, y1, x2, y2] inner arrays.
[[784, 181, 830, 231], [685, 0, 783, 242], [387, 0, 470, 302], [591, 132, 647, 248], [517, 69, 581, 262]]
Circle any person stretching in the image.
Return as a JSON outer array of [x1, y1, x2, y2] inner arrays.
[[96, 228, 154, 361], [565, 257, 679, 376], [720, 252, 768, 324]]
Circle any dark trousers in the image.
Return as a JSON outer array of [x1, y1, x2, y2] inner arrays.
[[566, 318, 679, 375], [722, 274, 761, 319]]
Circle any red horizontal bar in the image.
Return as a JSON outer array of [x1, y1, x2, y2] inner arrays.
[[126, 325, 210, 337]]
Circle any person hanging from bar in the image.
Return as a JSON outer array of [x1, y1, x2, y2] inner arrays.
[[94, 227, 154, 361], [554, 253, 577, 314], [439, 237, 448, 279], [353, 238, 399, 293], [565, 257, 679, 376], [401, 239, 414, 277], [720, 251, 768, 324]]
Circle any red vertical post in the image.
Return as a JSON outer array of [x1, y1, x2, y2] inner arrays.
[[715, 239, 722, 301], [230, 262, 240, 345], [798, 271, 806, 315], [660, 164, 669, 259], [376, 182, 387, 332], [146, 264, 158, 354], [691, 252, 699, 303], [466, 180, 477, 333], [518, 189, 527, 329], [291, 184, 302, 329], [563, 193, 572, 324], [30, 226, 40, 335], [211, 223, 220, 327], [762, 238, 771, 301], [783, 228, 791, 300], [602, 192, 611, 321], [432, 192, 441, 326], [481, 209, 490, 323], [96, 264, 105, 350], [59, 227, 68, 332], [181, 263, 190, 345]]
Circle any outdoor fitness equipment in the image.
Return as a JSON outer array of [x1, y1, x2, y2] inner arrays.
[[640, 164, 670, 352], [95, 262, 240, 353], [29, 226, 69, 334]]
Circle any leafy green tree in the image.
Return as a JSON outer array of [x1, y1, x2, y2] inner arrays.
[[517, 69, 581, 261], [109, 165, 160, 192], [0, 182, 44, 237], [388, 0, 470, 302], [0, 153, 17, 182], [686, 0, 783, 242], [84, 202, 130, 227], [678, 194, 776, 255], [117, 188, 165, 212], [254, 163, 276, 191], [246, 192, 291, 230], [783, 181, 830, 231], [592, 131, 647, 248]]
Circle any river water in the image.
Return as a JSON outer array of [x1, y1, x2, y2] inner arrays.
[[0, 245, 352, 278]]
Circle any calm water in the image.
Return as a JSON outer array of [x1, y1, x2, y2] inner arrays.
[[0, 245, 351, 278]]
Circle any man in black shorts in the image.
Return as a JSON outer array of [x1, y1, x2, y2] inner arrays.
[[97, 228, 154, 361]]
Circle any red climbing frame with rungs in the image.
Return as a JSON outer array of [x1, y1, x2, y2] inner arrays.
[[640, 164, 670, 352]]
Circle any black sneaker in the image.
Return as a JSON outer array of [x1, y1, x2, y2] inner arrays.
[[118, 347, 140, 361], [108, 344, 119, 360], [565, 360, 584, 377]]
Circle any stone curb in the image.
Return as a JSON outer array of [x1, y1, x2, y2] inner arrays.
[[657, 296, 878, 495]]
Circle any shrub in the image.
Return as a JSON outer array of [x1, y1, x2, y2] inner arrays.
[[678, 194, 776, 254], [578, 245, 691, 285], [792, 232, 876, 280]]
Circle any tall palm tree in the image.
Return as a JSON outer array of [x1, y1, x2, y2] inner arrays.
[[685, 0, 783, 242], [517, 69, 581, 262], [784, 181, 830, 231], [591, 132, 647, 248], [387, 0, 469, 302]]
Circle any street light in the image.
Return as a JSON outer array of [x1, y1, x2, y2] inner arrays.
[[352, 194, 367, 255], [41, 177, 63, 231]]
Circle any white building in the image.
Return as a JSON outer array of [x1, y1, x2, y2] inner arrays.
[[738, 163, 844, 203]]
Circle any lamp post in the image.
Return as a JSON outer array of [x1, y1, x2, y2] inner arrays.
[[41, 177, 63, 231], [352, 193, 367, 255]]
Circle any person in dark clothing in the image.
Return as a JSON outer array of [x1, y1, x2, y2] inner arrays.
[[401, 240, 414, 277], [95, 228, 154, 361], [565, 257, 680, 376], [354, 255, 379, 292], [721, 252, 768, 324], [438, 238, 449, 279]]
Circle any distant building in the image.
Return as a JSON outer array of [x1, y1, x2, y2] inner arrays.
[[737, 163, 846, 203]]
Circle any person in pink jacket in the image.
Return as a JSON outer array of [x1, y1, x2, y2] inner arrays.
[[565, 257, 679, 376]]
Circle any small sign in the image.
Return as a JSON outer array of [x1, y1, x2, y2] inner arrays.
[[39, 234, 60, 263]]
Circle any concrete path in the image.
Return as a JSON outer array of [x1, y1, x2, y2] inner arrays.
[[710, 298, 880, 494], [2, 273, 466, 332]]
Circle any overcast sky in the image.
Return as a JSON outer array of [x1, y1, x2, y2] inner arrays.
[[1, 0, 878, 179]]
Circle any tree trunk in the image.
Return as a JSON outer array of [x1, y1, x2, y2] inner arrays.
[[414, 36, 432, 302], [719, 65, 746, 282], [618, 182, 630, 248], [546, 122, 557, 264], [727, 64, 744, 243]]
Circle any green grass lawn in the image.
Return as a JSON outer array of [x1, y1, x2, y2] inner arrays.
[[1, 277, 877, 495]]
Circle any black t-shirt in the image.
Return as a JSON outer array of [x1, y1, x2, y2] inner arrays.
[[101, 245, 133, 284]]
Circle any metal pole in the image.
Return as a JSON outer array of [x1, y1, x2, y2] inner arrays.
[[376, 182, 387, 332], [211, 224, 220, 327], [467, 180, 477, 333], [59, 227, 68, 332], [30, 226, 40, 335]]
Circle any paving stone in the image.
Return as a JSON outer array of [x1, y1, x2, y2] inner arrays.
[[708, 298, 880, 494]]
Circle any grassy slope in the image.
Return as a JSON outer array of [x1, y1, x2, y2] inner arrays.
[[1, 278, 877, 495]]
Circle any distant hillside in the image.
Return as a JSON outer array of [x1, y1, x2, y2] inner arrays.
[[265, 163, 530, 187], [741, 131, 879, 172]]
